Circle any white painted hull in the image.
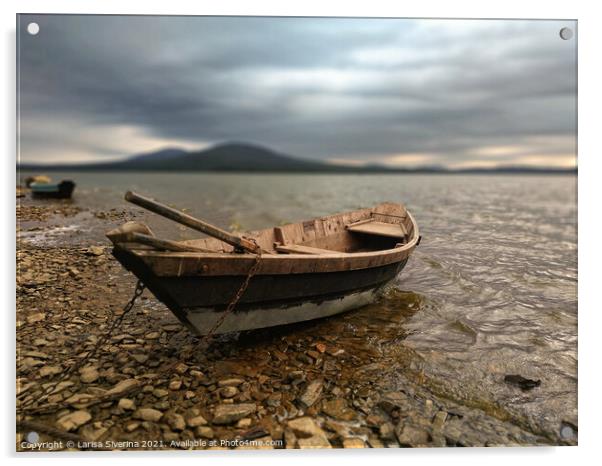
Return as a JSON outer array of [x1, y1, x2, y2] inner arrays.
[[184, 288, 379, 335]]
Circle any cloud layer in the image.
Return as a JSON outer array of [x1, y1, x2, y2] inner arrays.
[[18, 15, 577, 167]]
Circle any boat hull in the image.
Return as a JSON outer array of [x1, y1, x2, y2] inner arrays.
[[31, 180, 75, 199], [113, 247, 407, 334]]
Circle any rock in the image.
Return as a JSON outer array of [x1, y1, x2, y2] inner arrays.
[[153, 388, 169, 398], [134, 408, 163, 422], [315, 342, 327, 353], [164, 412, 186, 431], [236, 418, 252, 428], [432, 411, 447, 430], [169, 380, 182, 390], [174, 363, 189, 374], [63, 393, 94, 408], [105, 378, 139, 397], [86, 246, 104, 256], [218, 377, 244, 387], [125, 421, 140, 432], [288, 417, 331, 449], [186, 414, 208, 428], [298, 379, 323, 409], [27, 312, 45, 324], [39, 365, 62, 378], [81, 425, 108, 441], [379, 422, 396, 440], [118, 398, 136, 411], [56, 410, 92, 431], [378, 391, 411, 414], [145, 331, 160, 340], [504, 374, 541, 390], [189, 370, 205, 380], [221, 386, 238, 398], [212, 403, 256, 424], [343, 438, 365, 448], [284, 428, 297, 448], [131, 354, 149, 364], [80, 367, 99, 384], [195, 426, 214, 438], [321, 398, 356, 421], [395, 423, 430, 446]]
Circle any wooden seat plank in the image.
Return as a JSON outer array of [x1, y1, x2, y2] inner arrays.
[[275, 244, 338, 255], [346, 221, 407, 239]]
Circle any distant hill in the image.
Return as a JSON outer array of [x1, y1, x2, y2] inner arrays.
[[18, 142, 577, 174]]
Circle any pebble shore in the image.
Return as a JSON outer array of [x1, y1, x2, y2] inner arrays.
[[16, 202, 573, 451]]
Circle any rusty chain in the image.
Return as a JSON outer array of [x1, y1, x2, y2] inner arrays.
[[17, 245, 262, 420], [17, 279, 146, 413]]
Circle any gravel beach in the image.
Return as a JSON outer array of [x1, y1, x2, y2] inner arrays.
[[16, 200, 574, 451]]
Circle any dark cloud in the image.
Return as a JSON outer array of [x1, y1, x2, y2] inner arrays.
[[18, 15, 577, 167]]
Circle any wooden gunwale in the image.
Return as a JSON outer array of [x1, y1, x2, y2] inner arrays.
[[119, 210, 419, 277]]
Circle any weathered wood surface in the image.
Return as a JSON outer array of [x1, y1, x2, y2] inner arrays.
[[116, 232, 214, 253], [124, 191, 263, 253], [275, 244, 339, 255], [347, 220, 408, 239], [110, 201, 420, 277]]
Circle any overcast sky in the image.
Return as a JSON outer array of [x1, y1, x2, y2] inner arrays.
[[18, 15, 576, 168]]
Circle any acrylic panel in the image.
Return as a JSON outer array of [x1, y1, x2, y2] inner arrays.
[[16, 15, 577, 451]]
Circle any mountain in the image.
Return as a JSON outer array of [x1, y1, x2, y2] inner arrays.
[[18, 142, 577, 174]]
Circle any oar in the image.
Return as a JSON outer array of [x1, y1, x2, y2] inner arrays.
[[124, 191, 263, 254]]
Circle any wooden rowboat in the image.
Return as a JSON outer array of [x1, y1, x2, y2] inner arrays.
[[107, 192, 420, 335]]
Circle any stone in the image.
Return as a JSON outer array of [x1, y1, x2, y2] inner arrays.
[[343, 438, 365, 448], [164, 412, 186, 431], [118, 398, 135, 411], [195, 426, 214, 439], [321, 398, 356, 421], [169, 379, 182, 390], [379, 422, 396, 440], [186, 414, 208, 428], [221, 386, 238, 398], [56, 410, 92, 431], [27, 312, 45, 324], [236, 418, 252, 428], [288, 417, 331, 449], [105, 378, 139, 397], [80, 367, 99, 384], [87, 246, 104, 256], [396, 423, 430, 446], [378, 391, 411, 414], [63, 393, 94, 408], [81, 425, 108, 441], [153, 388, 169, 398], [174, 363, 189, 374], [134, 408, 163, 422], [39, 365, 62, 378], [212, 403, 256, 424], [218, 377, 244, 387], [145, 332, 160, 340], [125, 421, 140, 432], [432, 411, 448, 430], [298, 379, 323, 409]]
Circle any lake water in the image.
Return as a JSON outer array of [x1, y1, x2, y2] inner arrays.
[[18, 172, 578, 441]]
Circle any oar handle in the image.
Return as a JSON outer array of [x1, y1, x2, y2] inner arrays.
[[124, 191, 261, 253]]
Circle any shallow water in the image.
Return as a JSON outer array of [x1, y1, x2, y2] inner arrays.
[[17, 172, 577, 441]]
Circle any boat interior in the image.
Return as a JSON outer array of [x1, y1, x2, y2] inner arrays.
[[178, 202, 415, 255]]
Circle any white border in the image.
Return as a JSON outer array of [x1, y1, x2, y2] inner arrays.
[[3, 1, 600, 466]]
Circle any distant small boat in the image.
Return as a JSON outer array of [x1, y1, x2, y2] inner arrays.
[[30, 180, 76, 199], [107, 192, 420, 335]]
